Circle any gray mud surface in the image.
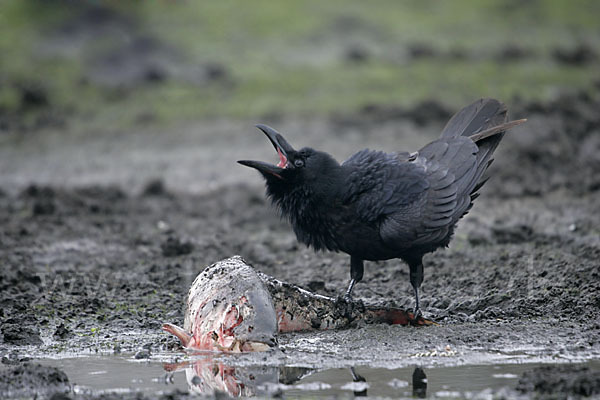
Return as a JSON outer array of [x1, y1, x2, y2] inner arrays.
[[1, 90, 600, 398]]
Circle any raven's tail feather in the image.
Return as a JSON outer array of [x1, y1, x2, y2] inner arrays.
[[416, 99, 526, 230], [440, 98, 526, 198], [468, 119, 527, 143], [439, 98, 508, 139], [440, 99, 506, 194]]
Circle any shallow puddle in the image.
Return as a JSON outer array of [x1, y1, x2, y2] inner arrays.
[[37, 355, 599, 398]]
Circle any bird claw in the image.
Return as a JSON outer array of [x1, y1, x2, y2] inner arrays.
[[411, 308, 423, 322], [334, 295, 365, 319], [334, 295, 351, 308]]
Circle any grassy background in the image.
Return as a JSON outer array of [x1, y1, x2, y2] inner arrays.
[[1, 0, 599, 129]]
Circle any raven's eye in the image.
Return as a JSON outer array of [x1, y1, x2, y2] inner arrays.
[[294, 159, 304, 168]]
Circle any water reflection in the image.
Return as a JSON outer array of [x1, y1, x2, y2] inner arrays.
[[349, 367, 368, 397], [412, 367, 428, 398], [164, 358, 426, 398], [164, 358, 279, 396]]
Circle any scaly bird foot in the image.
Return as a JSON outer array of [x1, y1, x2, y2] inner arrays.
[[409, 307, 423, 325], [334, 294, 365, 319]]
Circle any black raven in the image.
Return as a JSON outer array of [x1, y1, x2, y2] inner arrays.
[[239, 99, 525, 316]]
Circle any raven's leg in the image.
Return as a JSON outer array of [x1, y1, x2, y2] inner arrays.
[[343, 256, 364, 301], [409, 261, 424, 317]]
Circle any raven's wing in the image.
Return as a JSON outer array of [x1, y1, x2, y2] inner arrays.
[[341, 142, 489, 251], [377, 99, 509, 250], [342, 150, 430, 245]]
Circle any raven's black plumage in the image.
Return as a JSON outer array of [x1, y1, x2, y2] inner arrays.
[[238, 99, 525, 316]]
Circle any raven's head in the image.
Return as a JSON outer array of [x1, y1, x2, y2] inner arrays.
[[238, 125, 343, 251], [238, 124, 340, 186]]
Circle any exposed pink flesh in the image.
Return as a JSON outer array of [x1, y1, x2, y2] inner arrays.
[[165, 296, 252, 352], [276, 309, 316, 332], [162, 323, 192, 347], [276, 148, 287, 168]]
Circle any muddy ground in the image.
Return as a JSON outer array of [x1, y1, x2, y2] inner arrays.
[[1, 87, 599, 398]]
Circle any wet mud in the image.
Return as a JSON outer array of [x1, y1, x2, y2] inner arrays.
[[1, 90, 600, 398], [517, 364, 600, 398], [0, 363, 69, 399]]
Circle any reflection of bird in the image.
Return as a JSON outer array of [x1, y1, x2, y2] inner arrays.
[[239, 99, 525, 316], [412, 367, 427, 398], [350, 367, 368, 397]]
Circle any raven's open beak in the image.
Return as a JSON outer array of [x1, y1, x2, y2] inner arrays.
[[238, 124, 296, 179]]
